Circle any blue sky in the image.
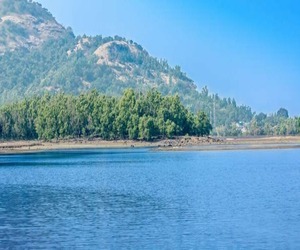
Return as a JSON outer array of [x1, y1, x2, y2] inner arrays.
[[38, 0, 300, 116]]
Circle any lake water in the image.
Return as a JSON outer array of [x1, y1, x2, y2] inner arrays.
[[0, 148, 300, 249]]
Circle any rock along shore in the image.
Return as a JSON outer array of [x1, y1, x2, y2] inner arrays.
[[1, 136, 300, 154]]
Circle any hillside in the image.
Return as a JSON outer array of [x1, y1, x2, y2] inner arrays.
[[0, 0, 69, 53], [1, 0, 296, 136], [0, 0, 196, 103]]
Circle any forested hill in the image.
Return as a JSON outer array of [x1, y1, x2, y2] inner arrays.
[[0, 0, 298, 136]]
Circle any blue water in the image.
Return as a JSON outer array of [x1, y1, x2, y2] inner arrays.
[[0, 148, 300, 249]]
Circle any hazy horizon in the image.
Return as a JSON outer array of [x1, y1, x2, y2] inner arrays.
[[38, 0, 300, 116]]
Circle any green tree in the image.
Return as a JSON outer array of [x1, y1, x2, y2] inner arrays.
[[277, 108, 289, 119], [115, 89, 138, 139], [296, 117, 300, 134], [0, 89, 214, 141], [138, 116, 156, 141], [193, 111, 212, 136]]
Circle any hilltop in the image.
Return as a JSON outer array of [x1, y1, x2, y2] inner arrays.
[[0, 0, 69, 53]]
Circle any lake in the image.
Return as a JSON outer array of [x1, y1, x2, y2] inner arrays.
[[0, 148, 300, 249]]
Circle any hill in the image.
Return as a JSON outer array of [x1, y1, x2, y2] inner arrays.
[[0, 0, 69, 53], [0, 0, 298, 136]]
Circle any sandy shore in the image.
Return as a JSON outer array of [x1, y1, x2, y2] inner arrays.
[[1, 136, 300, 154], [0, 139, 156, 154]]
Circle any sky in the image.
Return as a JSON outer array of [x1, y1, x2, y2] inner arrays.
[[38, 0, 300, 116]]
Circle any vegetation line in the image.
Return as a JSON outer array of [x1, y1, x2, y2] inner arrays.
[[0, 89, 212, 141]]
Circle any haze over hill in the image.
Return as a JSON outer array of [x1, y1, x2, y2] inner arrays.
[[0, 0, 299, 136]]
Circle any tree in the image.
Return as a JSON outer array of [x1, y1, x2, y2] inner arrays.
[[194, 111, 212, 136], [277, 108, 289, 119], [256, 112, 267, 123], [249, 117, 259, 136], [115, 89, 137, 139], [0, 89, 214, 141], [138, 116, 156, 141], [296, 117, 300, 134]]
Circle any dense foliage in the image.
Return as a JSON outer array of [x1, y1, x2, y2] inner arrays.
[[0, 89, 212, 141], [297, 117, 300, 134], [248, 110, 293, 136], [219, 109, 300, 137]]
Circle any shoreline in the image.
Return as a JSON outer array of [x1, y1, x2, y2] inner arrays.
[[158, 136, 300, 152], [1, 136, 300, 154], [160, 143, 300, 152]]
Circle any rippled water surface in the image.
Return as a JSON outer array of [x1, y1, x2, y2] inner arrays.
[[0, 148, 300, 248]]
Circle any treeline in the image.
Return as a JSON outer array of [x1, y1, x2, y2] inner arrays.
[[195, 86, 254, 132], [247, 109, 300, 136], [0, 89, 212, 141], [216, 108, 300, 137]]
